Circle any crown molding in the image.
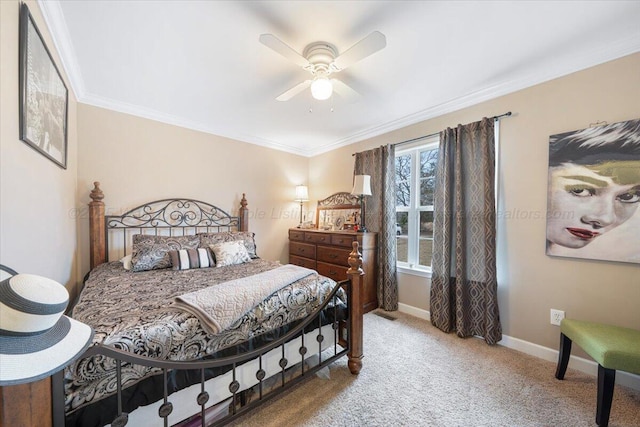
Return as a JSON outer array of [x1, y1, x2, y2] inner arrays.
[[80, 93, 312, 157], [38, 0, 86, 99]]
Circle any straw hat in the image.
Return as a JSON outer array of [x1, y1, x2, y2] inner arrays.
[[0, 274, 93, 386]]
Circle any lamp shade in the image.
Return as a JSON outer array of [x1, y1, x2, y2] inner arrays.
[[310, 77, 333, 100], [351, 175, 372, 196], [294, 185, 309, 202]]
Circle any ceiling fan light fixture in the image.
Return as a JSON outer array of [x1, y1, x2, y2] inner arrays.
[[260, 32, 385, 103], [310, 77, 333, 100]]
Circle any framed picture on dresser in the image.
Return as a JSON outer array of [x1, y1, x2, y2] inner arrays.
[[316, 192, 361, 231], [19, 3, 69, 169]]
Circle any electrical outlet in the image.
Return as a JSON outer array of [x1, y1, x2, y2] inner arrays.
[[550, 309, 565, 326]]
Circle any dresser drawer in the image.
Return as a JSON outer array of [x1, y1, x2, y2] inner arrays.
[[289, 229, 305, 241], [331, 234, 355, 247], [289, 255, 316, 270], [289, 241, 316, 258], [317, 262, 348, 282], [317, 246, 351, 266], [304, 232, 331, 244]]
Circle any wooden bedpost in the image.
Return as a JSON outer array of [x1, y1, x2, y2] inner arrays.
[[89, 182, 106, 269], [239, 193, 249, 231], [347, 241, 364, 375]]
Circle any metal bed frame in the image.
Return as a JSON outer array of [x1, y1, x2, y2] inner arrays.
[[51, 182, 364, 427]]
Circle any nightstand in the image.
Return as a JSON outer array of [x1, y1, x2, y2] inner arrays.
[[0, 377, 52, 427]]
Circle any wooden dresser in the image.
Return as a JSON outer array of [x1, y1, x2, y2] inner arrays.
[[288, 228, 378, 313]]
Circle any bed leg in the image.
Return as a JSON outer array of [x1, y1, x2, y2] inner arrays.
[[347, 241, 364, 375]]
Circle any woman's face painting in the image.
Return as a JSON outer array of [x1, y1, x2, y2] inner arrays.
[[547, 162, 640, 248]]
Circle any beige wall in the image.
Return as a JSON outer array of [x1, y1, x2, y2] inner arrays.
[[309, 53, 640, 351], [0, 1, 80, 295], [76, 104, 309, 278]]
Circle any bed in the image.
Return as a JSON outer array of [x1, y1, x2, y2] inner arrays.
[[51, 182, 364, 427]]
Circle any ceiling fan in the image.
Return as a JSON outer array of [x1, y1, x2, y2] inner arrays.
[[259, 31, 386, 102]]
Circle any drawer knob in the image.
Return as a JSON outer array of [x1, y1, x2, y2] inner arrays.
[[329, 254, 338, 259]]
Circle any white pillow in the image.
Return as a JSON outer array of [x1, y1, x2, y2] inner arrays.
[[209, 241, 251, 267], [120, 254, 133, 271]]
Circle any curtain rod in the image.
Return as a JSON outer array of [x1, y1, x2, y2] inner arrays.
[[392, 111, 512, 149], [352, 111, 512, 156]]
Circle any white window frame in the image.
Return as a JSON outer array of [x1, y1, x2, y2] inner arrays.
[[395, 135, 439, 276]]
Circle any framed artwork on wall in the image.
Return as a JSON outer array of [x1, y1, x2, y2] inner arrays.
[[545, 118, 640, 264], [19, 3, 68, 169]]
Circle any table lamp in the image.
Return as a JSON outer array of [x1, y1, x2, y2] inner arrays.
[[294, 185, 309, 228], [351, 175, 372, 232]]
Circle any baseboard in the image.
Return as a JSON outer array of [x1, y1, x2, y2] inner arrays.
[[397, 304, 640, 392], [398, 303, 430, 321], [499, 334, 640, 391]]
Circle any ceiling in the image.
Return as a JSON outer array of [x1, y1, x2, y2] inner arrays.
[[40, 1, 640, 157]]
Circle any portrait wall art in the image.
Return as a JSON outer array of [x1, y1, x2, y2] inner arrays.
[[19, 3, 68, 169], [546, 118, 640, 264]]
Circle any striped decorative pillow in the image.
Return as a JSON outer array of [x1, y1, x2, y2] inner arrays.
[[169, 248, 215, 270]]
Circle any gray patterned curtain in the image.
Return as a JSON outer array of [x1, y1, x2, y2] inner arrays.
[[430, 118, 502, 344], [354, 145, 398, 311]]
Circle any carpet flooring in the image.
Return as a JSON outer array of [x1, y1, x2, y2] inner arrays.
[[229, 310, 640, 426]]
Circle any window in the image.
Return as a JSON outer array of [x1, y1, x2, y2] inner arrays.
[[395, 136, 439, 272]]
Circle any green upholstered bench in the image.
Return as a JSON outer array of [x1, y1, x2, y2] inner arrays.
[[555, 318, 640, 427]]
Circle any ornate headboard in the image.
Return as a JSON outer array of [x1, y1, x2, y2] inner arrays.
[[88, 182, 249, 268], [316, 192, 361, 231]]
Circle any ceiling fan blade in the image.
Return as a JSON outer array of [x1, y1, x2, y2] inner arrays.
[[331, 79, 360, 103], [332, 31, 386, 71], [276, 80, 312, 101], [259, 34, 311, 68]]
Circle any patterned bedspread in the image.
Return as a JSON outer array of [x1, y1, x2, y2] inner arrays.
[[65, 260, 341, 414]]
